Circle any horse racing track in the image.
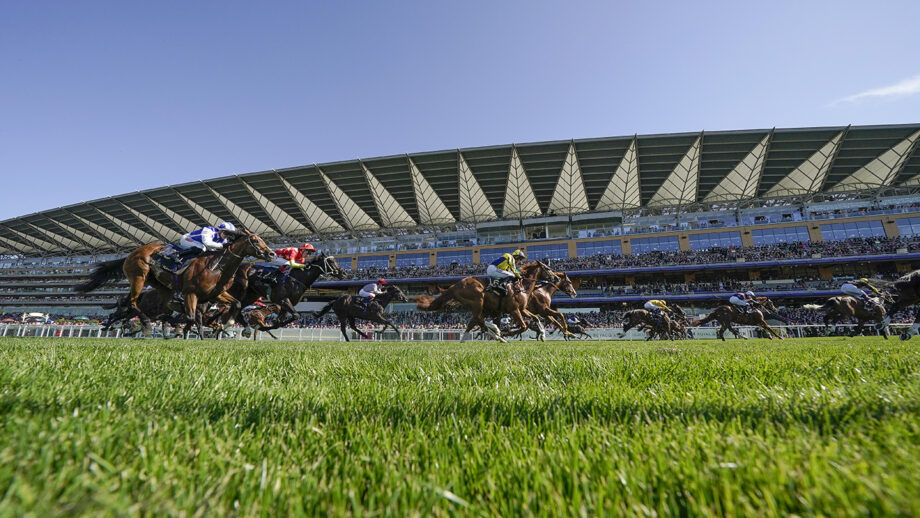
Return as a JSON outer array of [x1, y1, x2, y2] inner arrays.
[[1, 337, 918, 516]]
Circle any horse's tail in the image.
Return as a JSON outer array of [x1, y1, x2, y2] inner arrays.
[[691, 312, 716, 327], [74, 258, 126, 293], [416, 284, 458, 312], [803, 303, 827, 311], [312, 300, 336, 319]]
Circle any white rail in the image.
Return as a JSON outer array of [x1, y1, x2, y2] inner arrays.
[[0, 323, 896, 341]]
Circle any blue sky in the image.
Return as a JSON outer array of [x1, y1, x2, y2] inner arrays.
[[1, 1, 918, 221]]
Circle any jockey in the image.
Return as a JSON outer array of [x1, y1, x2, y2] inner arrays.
[[729, 291, 755, 313], [841, 278, 880, 310], [487, 249, 526, 295], [644, 299, 672, 321], [177, 222, 237, 258], [272, 243, 316, 271], [357, 279, 388, 305]]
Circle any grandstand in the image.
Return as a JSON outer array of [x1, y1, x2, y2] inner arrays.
[[2, 123, 920, 322]]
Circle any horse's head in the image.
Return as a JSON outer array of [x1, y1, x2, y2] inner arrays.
[[556, 272, 577, 299], [760, 298, 777, 312], [385, 284, 408, 303], [230, 228, 275, 262], [311, 253, 347, 279], [522, 260, 560, 283]]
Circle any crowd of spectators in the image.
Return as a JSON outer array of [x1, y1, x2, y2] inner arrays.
[[337, 237, 919, 281]]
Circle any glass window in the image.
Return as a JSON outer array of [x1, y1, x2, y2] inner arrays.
[[576, 239, 622, 257], [526, 243, 569, 260], [897, 217, 920, 237], [820, 221, 885, 241], [437, 249, 473, 266], [395, 253, 429, 268], [630, 235, 680, 254], [688, 231, 743, 250], [356, 255, 389, 270], [751, 226, 810, 246], [480, 247, 519, 264]]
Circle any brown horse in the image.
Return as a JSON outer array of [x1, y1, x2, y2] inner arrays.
[[692, 297, 782, 340], [76, 229, 275, 338], [241, 302, 284, 340], [804, 295, 890, 338], [416, 261, 559, 343], [621, 309, 677, 340], [510, 272, 578, 340]]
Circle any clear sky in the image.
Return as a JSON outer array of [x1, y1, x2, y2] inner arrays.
[[1, 0, 918, 221]]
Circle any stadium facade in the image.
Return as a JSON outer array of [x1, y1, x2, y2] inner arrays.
[[2, 123, 920, 317]]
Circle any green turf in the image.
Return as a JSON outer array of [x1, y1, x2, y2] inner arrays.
[[0, 337, 918, 516]]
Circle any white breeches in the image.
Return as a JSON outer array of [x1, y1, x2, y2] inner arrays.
[[840, 283, 865, 299], [178, 236, 206, 251], [729, 296, 748, 307], [358, 289, 376, 299], [644, 302, 660, 311], [487, 264, 516, 279]]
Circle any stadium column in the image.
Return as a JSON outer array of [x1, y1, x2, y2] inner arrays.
[[621, 239, 632, 255], [389, 255, 396, 269], [882, 219, 901, 238], [472, 249, 480, 264], [567, 240, 576, 258], [740, 230, 754, 247], [807, 225, 823, 242], [678, 234, 690, 251], [429, 252, 436, 267]]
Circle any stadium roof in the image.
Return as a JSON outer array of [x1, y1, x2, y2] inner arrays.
[[1, 123, 919, 255]]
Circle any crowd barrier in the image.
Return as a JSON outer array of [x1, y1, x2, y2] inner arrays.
[[0, 323, 897, 341]]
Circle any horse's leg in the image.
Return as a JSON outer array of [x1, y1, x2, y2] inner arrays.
[[349, 317, 370, 339], [901, 316, 920, 341], [337, 310, 350, 341]]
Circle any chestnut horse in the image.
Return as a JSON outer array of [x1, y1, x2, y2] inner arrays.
[[515, 273, 578, 340], [804, 295, 890, 338], [692, 297, 782, 340], [621, 309, 677, 340], [416, 261, 559, 343], [76, 229, 274, 337]]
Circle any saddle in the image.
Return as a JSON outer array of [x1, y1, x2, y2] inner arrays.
[[353, 297, 375, 311], [487, 278, 519, 298], [252, 264, 286, 285], [152, 244, 195, 275]]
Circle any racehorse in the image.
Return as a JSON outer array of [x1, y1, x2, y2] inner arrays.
[[415, 261, 559, 343], [691, 297, 782, 340], [239, 252, 347, 333], [621, 309, 677, 340], [861, 273, 920, 339], [241, 302, 284, 340], [75, 229, 275, 338], [521, 273, 578, 339], [803, 295, 891, 338], [311, 284, 408, 341], [553, 318, 592, 340]]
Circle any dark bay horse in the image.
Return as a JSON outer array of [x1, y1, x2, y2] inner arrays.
[[76, 229, 274, 338], [692, 297, 782, 340], [239, 252, 347, 332], [312, 284, 408, 341], [415, 261, 559, 343], [804, 295, 890, 338]]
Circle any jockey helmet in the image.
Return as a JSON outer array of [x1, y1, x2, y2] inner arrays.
[[859, 277, 870, 283], [378, 278, 388, 285], [745, 291, 755, 298], [299, 243, 316, 254], [512, 249, 526, 260], [217, 221, 236, 232]]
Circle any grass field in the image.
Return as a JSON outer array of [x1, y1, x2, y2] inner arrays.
[[1, 337, 918, 516]]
